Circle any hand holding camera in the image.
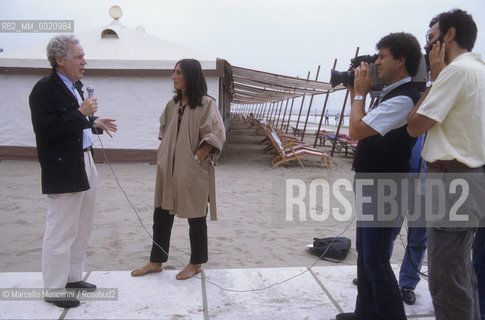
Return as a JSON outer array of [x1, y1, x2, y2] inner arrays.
[[330, 54, 379, 88], [354, 62, 373, 96], [330, 52, 427, 97], [330, 54, 386, 98]]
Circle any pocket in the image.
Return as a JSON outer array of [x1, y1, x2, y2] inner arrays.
[[191, 155, 209, 176]]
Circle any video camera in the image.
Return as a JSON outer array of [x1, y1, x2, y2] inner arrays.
[[330, 53, 427, 98]]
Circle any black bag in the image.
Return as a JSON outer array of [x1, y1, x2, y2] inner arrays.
[[309, 237, 351, 261]]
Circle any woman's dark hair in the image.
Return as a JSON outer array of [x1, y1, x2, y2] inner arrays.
[[437, 9, 477, 51], [173, 59, 208, 109], [376, 32, 422, 77]]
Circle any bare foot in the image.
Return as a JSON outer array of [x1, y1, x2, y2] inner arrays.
[[131, 262, 162, 277]]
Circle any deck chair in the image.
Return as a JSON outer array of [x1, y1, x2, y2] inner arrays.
[[267, 127, 332, 168], [338, 138, 357, 156], [263, 127, 305, 153], [326, 133, 351, 152], [317, 129, 330, 146], [252, 119, 270, 136]]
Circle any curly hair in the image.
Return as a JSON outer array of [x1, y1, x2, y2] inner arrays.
[[437, 9, 477, 51], [376, 32, 422, 77], [46, 34, 79, 70], [173, 59, 208, 109]]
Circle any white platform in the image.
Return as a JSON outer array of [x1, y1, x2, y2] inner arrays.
[[0, 265, 435, 320]]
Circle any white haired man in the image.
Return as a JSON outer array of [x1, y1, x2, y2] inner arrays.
[[29, 34, 117, 308]]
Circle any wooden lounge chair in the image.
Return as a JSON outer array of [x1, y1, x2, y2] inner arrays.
[[263, 126, 308, 152], [261, 125, 301, 148], [332, 133, 357, 156], [252, 119, 270, 135], [317, 129, 331, 146], [291, 126, 303, 136], [266, 127, 332, 168], [338, 138, 357, 156]]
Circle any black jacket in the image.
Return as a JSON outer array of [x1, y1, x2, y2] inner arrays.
[[352, 81, 421, 173], [29, 71, 99, 194]]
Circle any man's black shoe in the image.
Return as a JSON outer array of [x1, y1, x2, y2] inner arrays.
[[336, 312, 359, 320], [44, 297, 80, 308], [401, 286, 416, 305], [66, 280, 97, 292]]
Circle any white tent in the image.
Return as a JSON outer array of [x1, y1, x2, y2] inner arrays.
[[0, 12, 231, 162]]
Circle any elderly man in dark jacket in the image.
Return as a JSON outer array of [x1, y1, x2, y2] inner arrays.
[[29, 34, 117, 308]]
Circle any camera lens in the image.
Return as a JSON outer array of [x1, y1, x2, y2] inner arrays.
[[330, 69, 354, 87]]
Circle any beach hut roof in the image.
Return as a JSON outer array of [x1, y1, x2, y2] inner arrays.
[[0, 8, 216, 71]]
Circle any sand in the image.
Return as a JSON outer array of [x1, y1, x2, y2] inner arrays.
[[0, 119, 417, 274]]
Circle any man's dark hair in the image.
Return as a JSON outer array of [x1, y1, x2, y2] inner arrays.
[[376, 32, 422, 77], [429, 16, 439, 28], [437, 9, 477, 51], [173, 59, 208, 109]]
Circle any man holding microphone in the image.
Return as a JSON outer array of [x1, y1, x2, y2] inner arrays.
[[29, 34, 117, 308]]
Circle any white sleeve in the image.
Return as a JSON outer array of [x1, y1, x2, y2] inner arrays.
[[362, 95, 414, 136]]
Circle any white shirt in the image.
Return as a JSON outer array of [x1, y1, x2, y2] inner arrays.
[[417, 52, 485, 167], [363, 77, 415, 136], [57, 72, 94, 149]]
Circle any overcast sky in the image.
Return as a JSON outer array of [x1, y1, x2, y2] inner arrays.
[[1, 0, 484, 79]]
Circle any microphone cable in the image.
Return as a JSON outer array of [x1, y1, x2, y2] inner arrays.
[[95, 133, 356, 293], [396, 221, 428, 279]]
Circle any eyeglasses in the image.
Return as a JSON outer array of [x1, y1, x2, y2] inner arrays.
[[426, 32, 442, 44]]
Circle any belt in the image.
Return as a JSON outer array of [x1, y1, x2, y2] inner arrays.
[[426, 159, 469, 172], [83, 146, 93, 152]]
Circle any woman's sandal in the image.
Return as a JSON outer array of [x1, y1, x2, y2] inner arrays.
[[176, 264, 201, 280], [131, 264, 162, 277]]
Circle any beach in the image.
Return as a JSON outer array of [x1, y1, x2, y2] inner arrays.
[[0, 119, 415, 274]]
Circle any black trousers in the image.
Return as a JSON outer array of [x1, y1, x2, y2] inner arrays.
[[149, 207, 208, 264]]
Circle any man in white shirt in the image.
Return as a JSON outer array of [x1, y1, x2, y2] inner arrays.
[[408, 9, 485, 320]]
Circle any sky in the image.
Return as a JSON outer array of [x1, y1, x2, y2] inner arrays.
[[1, 0, 484, 112]]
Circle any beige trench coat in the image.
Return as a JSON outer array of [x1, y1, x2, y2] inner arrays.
[[154, 96, 226, 220]]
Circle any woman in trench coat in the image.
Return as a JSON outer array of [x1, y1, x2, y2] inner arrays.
[[131, 59, 226, 280]]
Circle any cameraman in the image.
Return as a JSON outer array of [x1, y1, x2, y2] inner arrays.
[[336, 32, 422, 320]]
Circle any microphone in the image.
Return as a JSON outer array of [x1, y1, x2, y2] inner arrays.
[[87, 85, 95, 98], [86, 85, 97, 127]]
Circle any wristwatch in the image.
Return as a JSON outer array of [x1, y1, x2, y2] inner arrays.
[[194, 154, 201, 164], [426, 80, 434, 88], [354, 95, 365, 101]]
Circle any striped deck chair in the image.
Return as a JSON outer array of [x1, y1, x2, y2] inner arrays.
[[266, 127, 332, 168]]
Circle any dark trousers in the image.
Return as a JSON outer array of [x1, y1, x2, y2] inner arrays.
[[355, 227, 407, 320], [473, 228, 485, 320], [149, 207, 208, 265], [354, 179, 407, 320], [428, 227, 479, 320]]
